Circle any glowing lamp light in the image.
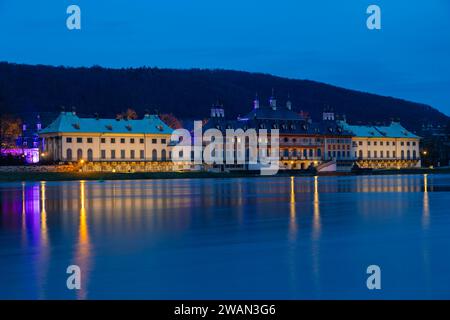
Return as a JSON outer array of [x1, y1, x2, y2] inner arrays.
[[79, 159, 85, 164]]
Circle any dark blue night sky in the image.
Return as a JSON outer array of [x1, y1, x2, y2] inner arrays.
[[0, 0, 449, 115]]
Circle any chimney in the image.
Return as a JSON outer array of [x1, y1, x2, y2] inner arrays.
[[322, 106, 335, 121], [269, 89, 277, 110], [253, 94, 260, 109], [211, 106, 225, 118], [286, 100, 292, 110]]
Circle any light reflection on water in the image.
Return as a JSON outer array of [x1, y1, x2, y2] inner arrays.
[[1, 174, 450, 299]]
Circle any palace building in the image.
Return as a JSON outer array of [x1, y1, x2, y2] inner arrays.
[[338, 119, 421, 169], [39, 111, 180, 172], [38, 96, 422, 173], [203, 94, 355, 172]]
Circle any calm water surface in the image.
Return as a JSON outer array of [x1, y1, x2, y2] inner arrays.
[[0, 174, 449, 299]]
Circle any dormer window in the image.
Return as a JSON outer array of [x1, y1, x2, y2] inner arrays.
[[106, 125, 113, 131], [126, 125, 132, 131], [156, 125, 163, 131], [72, 123, 80, 130]]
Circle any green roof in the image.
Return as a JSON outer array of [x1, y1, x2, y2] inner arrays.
[[39, 112, 173, 135], [338, 121, 420, 139]]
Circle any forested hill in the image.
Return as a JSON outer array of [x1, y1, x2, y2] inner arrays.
[[0, 62, 448, 131]]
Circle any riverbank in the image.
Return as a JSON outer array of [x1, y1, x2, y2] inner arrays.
[[0, 167, 449, 182]]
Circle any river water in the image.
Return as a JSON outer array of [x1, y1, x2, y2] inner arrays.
[[0, 174, 449, 299]]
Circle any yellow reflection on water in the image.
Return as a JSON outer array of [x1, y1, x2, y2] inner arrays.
[[313, 176, 321, 238], [289, 177, 297, 240], [75, 181, 91, 300], [422, 174, 429, 229], [36, 181, 50, 299], [312, 176, 322, 293], [40, 182, 48, 246]]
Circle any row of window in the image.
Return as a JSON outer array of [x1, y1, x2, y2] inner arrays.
[[356, 140, 417, 147], [326, 139, 352, 144], [282, 149, 322, 158], [65, 137, 167, 144], [328, 151, 352, 159], [282, 137, 324, 144], [330, 144, 351, 150], [357, 150, 417, 159], [66, 148, 169, 161]]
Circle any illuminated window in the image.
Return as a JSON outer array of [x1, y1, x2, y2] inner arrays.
[[66, 149, 73, 161], [87, 149, 93, 161]]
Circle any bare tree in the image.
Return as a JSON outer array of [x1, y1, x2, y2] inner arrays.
[[0, 114, 22, 152]]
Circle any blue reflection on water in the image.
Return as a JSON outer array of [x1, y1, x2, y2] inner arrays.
[[0, 174, 449, 299]]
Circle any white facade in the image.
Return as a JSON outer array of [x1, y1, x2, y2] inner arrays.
[[338, 120, 421, 169], [352, 137, 419, 161], [40, 112, 174, 163], [43, 133, 172, 162]]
